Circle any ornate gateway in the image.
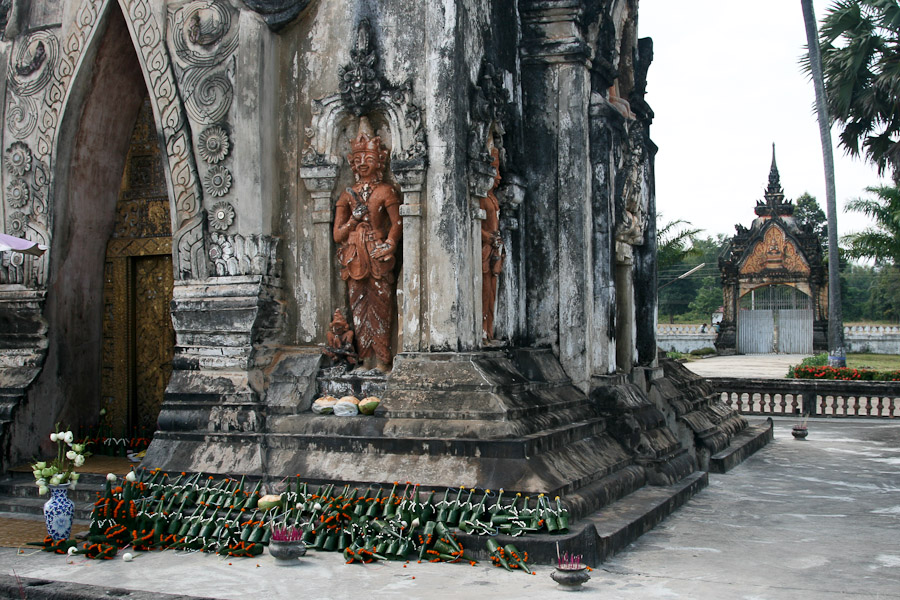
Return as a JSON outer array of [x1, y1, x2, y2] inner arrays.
[[100, 97, 174, 438], [717, 148, 828, 354]]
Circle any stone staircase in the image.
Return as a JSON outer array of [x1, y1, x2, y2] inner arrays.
[[0, 471, 107, 522]]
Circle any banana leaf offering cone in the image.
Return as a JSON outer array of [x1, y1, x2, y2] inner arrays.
[[486, 538, 512, 571], [555, 496, 570, 534]]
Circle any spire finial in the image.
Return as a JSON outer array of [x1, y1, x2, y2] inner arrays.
[[765, 142, 784, 205]]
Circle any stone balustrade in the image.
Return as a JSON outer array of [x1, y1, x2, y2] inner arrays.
[[708, 377, 900, 418]]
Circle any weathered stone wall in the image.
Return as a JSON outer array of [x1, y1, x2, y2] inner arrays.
[[0, 0, 662, 477]]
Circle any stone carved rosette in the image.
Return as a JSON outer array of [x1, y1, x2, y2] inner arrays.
[[167, 0, 240, 275]]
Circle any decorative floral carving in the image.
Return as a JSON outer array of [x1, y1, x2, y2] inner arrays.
[[6, 95, 38, 139], [6, 179, 30, 208], [5, 142, 32, 176], [198, 125, 230, 163], [7, 211, 27, 236], [338, 20, 382, 116], [208, 233, 280, 277], [203, 165, 232, 197], [208, 201, 235, 231]]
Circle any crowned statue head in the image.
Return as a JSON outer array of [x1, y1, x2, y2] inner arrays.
[[347, 117, 389, 183]]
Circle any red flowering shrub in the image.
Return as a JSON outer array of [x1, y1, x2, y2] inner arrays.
[[788, 365, 900, 381]]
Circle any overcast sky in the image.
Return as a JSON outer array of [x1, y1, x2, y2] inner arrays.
[[639, 0, 887, 241]]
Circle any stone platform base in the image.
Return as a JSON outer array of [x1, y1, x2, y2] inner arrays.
[[456, 470, 708, 567], [709, 418, 774, 473]]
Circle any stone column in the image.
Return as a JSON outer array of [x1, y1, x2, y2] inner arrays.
[[423, 1, 476, 351], [615, 243, 635, 372], [520, 0, 593, 390], [393, 162, 426, 351], [633, 142, 658, 367], [299, 163, 339, 339], [589, 96, 620, 378]]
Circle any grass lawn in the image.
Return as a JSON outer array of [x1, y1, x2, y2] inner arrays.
[[846, 354, 900, 371]]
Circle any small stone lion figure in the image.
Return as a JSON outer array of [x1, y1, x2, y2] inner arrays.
[[323, 309, 358, 365]]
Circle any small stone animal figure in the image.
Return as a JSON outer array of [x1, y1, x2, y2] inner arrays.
[[323, 309, 358, 365]]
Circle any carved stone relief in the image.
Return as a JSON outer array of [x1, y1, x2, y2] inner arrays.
[[615, 124, 648, 246], [122, 0, 208, 279], [0, 0, 214, 282], [208, 232, 280, 277]]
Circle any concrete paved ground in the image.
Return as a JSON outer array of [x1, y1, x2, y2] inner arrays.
[[685, 354, 811, 379], [1, 418, 898, 599]]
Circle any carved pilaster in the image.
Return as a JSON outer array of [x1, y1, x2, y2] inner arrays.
[[393, 163, 426, 352], [519, 0, 590, 66], [299, 163, 339, 339]]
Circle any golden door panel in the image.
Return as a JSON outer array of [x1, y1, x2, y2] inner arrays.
[[133, 254, 175, 436], [100, 96, 173, 438]]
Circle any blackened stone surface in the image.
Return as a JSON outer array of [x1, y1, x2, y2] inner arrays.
[[651, 357, 750, 471], [242, 0, 311, 31]]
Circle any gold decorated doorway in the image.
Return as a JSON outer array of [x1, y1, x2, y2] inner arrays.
[[100, 96, 174, 439]]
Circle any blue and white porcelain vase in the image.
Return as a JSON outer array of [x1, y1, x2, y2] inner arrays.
[[43, 484, 75, 540]]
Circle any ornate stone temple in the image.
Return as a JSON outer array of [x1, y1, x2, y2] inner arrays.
[[717, 148, 828, 355], [0, 0, 767, 556]]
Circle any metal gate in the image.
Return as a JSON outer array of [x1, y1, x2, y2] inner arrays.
[[738, 286, 812, 354]]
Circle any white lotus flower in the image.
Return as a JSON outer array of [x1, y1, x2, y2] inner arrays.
[[106, 473, 117, 482], [313, 502, 322, 511], [64, 431, 74, 444], [49, 475, 62, 485], [72, 444, 84, 453], [41, 467, 54, 477], [36, 478, 46, 486], [38, 485, 48, 495], [49, 433, 58, 442], [66, 450, 77, 460], [32, 470, 42, 479], [74, 455, 85, 467], [125, 471, 136, 482], [34, 461, 46, 469], [70, 473, 80, 481]]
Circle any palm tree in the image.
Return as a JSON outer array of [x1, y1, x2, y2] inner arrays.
[[843, 185, 900, 264], [816, 0, 900, 183], [657, 217, 701, 272], [802, 0, 846, 366]]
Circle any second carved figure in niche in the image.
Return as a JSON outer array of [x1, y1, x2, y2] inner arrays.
[[481, 148, 504, 340], [333, 118, 402, 371]]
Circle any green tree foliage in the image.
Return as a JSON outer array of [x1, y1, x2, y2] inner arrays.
[[658, 235, 727, 323], [865, 265, 900, 322], [816, 0, 900, 181], [686, 276, 724, 322], [657, 217, 701, 272], [794, 192, 828, 240], [842, 184, 900, 264], [840, 263, 877, 321]]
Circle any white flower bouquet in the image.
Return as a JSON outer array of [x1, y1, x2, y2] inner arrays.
[[32, 424, 91, 494]]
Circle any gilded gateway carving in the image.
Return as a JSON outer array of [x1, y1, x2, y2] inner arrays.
[[740, 225, 810, 276]]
